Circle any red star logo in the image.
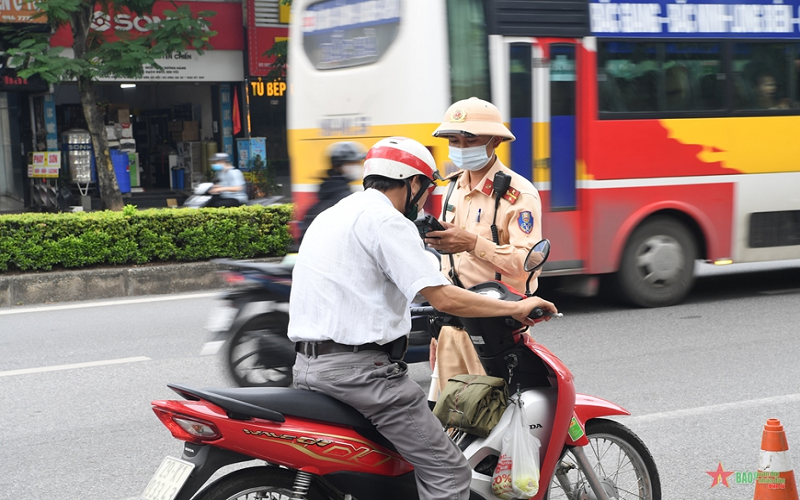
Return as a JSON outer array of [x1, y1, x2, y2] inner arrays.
[[707, 462, 734, 488]]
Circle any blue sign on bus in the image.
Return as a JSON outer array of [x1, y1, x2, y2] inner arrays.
[[590, 0, 800, 38]]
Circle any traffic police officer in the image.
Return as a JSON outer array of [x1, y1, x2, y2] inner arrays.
[[426, 97, 543, 395]]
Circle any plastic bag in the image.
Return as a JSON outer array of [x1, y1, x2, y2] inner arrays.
[[491, 400, 541, 500]]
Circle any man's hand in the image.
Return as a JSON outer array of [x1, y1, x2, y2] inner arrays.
[[513, 296, 558, 326], [425, 221, 478, 254]]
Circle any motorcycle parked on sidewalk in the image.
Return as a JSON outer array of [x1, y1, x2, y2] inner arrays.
[[202, 254, 435, 388], [143, 240, 661, 500]]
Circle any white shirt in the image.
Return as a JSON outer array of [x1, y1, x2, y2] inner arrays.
[[288, 189, 450, 345], [219, 167, 248, 203]]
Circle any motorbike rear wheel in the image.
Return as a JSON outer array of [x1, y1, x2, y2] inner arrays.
[[194, 466, 328, 500], [226, 312, 295, 388], [547, 418, 661, 500]]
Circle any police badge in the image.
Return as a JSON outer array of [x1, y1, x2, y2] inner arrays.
[[518, 211, 534, 234]]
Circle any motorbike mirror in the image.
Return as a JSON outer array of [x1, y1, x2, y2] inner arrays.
[[524, 239, 551, 295]]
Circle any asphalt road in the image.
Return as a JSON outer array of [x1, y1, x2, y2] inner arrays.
[[1, 259, 799, 500]]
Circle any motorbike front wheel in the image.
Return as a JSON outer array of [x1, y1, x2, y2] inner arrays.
[[194, 466, 328, 500], [226, 312, 295, 387], [547, 418, 661, 500]]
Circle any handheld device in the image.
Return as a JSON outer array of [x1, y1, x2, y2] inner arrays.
[[414, 214, 445, 238]]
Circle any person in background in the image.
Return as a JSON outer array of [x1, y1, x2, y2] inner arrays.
[[754, 71, 789, 110], [298, 141, 367, 243], [208, 152, 248, 207], [425, 97, 544, 397]]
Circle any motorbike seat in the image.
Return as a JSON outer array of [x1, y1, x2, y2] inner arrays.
[[204, 386, 396, 451]]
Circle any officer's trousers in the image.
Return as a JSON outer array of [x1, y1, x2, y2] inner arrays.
[[435, 325, 486, 394], [293, 350, 472, 500]]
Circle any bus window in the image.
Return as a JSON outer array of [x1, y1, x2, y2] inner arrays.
[[663, 42, 723, 111], [550, 44, 576, 210], [733, 42, 794, 110], [598, 41, 659, 112], [446, 0, 490, 101], [509, 44, 532, 180], [301, 0, 401, 70]]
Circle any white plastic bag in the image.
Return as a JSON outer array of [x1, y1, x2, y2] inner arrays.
[[491, 400, 541, 500]]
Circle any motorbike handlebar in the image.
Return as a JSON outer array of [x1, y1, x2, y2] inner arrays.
[[528, 307, 563, 319], [410, 306, 436, 316]]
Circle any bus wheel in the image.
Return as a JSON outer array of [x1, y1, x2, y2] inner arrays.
[[616, 216, 697, 307]]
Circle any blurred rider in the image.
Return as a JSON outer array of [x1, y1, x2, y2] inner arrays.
[[298, 141, 366, 243], [208, 152, 248, 207]]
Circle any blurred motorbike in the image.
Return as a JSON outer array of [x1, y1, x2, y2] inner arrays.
[[183, 182, 284, 209], [202, 253, 437, 388]]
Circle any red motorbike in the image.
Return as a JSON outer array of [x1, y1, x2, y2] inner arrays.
[[142, 240, 661, 500]]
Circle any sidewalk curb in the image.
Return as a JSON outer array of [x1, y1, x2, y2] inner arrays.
[[0, 258, 280, 308]]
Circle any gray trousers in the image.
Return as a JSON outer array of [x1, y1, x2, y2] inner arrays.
[[293, 350, 472, 500]]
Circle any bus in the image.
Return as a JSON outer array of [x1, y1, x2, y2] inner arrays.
[[287, 0, 800, 307]]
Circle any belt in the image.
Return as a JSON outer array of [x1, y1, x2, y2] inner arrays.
[[295, 340, 394, 357]]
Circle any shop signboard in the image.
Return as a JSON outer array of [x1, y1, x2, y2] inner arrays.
[[50, 1, 243, 50], [28, 152, 61, 178], [221, 84, 234, 157], [246, 0, 289, 77], [56, 48, 244, 83], [0, 1, 47, 23], [44, 95, 58, 151], [0, 68, 48, 92]]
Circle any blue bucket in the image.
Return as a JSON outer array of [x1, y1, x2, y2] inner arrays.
[[110, 150, 131, 193]]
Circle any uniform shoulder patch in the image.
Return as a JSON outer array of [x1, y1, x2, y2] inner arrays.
[[503, 186, 520, 205], [481, 179, 494, 196], [518, 211, 534, 234]]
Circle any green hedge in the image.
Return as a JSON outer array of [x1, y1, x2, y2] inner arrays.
[[0, 204, 293, 272]]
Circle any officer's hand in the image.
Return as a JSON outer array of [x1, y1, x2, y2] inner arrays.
[[425, 222, 478, 254]]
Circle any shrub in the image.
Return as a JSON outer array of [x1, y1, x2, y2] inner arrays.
[[0, 204, 293, 272]]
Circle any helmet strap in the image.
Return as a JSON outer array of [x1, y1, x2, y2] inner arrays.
[[404, 176, 431, 221]]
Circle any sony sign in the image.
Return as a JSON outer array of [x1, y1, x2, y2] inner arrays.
[[90, 11, 162, 33]]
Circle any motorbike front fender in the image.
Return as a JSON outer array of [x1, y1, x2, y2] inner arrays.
[[568, 394, 630, 447]]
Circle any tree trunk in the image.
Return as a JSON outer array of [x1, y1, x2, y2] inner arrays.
[[79, 77, 123, 211], [71, 6, 123, 211]]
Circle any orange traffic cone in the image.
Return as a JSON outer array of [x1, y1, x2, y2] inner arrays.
[[754, 419, 799, 500]]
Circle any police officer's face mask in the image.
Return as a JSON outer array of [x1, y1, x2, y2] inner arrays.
[[448, 137, 494, 171], [211, 163, 225, 172]]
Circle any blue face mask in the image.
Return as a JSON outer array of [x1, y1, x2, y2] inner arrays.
[[448, 137, 494, 171], [211, 163, 224, 172]]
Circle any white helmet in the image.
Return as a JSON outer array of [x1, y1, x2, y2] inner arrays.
[[363, 137, 437, 181]]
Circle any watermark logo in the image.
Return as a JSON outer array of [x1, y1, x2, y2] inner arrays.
[[706, 462, 787, 489], [707, 462, 735, 488]]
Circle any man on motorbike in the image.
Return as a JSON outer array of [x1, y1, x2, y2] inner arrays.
[[288, 136, 557, 500], [207, 152, 248, 207]]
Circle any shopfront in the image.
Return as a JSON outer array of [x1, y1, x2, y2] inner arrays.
[[47, 1, 245, 193], [0, 5, 50, 207]]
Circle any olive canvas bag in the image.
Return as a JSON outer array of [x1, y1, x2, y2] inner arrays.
[[433, 374, 509, 438]]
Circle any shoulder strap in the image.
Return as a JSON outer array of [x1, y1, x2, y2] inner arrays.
[[442, 173, 464, 288]]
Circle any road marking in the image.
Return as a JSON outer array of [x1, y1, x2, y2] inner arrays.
[[624, 393, 800, 424], [0, 292, 220, 316], [0, 356, 150, 377]]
